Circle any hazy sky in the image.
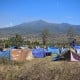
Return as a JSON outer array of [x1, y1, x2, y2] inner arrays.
[[0, 0, 80, 27]]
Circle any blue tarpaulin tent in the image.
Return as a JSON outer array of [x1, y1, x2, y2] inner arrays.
[[32, 48, 46, 58], [44, 49, 52, 56], [74, 46, 80, 49], [48, 47, 60, 54], [74, 46, 80, 54], [0, 50, 11, 60]]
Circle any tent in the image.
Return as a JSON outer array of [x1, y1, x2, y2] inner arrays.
[[74, 46, 80, 55], [32, 48, 46, 58], [74, 46, 80, 49], [26, 50, 34, 61], [48, 47, 60, 60], [61, 48, 69, 53], [0, 50, 10, 60], [71, 52, 80, 61], [0, 48, 33, 62], [11, 49, 33, 62], [42, 48, 51, 56], [48, 47, 60, 54], [52, 50, 71, 61], [52, 48, 80, 61]]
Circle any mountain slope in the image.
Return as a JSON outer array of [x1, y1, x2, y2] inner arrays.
[[0, 20, 80, 36]]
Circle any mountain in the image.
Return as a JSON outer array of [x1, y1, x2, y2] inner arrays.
[[0, 20, 80, 36]]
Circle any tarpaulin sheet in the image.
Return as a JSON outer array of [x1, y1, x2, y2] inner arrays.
[[0, 50, 10, 60], [71, 52, 80, 61], [32, 48, 46, 58], [74, 46, 80, 54], [48, 47, 60, 54]]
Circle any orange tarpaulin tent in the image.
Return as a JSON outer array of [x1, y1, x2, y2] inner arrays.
[[11, 49, 33, 62]]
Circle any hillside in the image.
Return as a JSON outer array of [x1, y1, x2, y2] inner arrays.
[[0, 20, 80, 36]]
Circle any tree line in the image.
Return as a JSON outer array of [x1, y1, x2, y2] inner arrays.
[[0, 27, 78, 48]]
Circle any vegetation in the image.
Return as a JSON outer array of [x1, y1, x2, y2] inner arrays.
[[40, 29, 50, 45], [8, 34, 24, 47], [0, 57, 80, 80], [0, 26, 79, 48], [67, 27, 76, 43], [0, 25, 80, 80]]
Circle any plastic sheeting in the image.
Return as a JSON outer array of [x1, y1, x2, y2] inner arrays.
[[32, 48, 46, 58], [52, 51, 80, 61], [61, 48, 69, 53], [0, 50, 10, 60], [71, 52, 80, 61], [74, 46, 80, 49], [48, 47, 60, 54], [11, 49, 32, 62], [74, 46, 80, 54]]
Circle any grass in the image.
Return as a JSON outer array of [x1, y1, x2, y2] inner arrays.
[[0, 57, 80, 80]]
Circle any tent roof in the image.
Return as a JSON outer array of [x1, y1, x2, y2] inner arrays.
[[74, 46, 80, 49]]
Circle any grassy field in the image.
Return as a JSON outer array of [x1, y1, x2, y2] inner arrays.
[[0, 57, 80, 80]]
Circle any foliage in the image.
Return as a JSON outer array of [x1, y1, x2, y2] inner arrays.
[[67, 27, 76, 43], [8, 34, 24, 47], [40, 29, 50, 45]]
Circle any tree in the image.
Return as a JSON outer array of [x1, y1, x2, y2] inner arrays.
[[26, 40, 31, 45], [40, 29, 50, 45], [9, 34, 24, 47], [33, 41, 39, 46], [66, 27, 76, 43]]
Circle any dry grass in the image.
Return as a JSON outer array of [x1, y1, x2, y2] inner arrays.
[[0, 57, 80, 80]]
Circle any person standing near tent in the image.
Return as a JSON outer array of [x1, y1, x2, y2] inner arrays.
[[70, 39, 76, 48]]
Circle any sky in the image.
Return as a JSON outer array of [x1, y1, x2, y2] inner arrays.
[[0, 0, 80, 28]]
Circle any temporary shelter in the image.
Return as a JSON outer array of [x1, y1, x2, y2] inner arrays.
[[0, 47, 33, 62], [11, 49, 33, 62], [48, 47, 60, 54], [32, 48, 46, 58], [74, 46, 80, 55], [52, 50, 70, 61], [52, 48, 80, 61], [0, 50, 10, 60], [61, 48, 69, 53], [26, 50, 34, 61], [71, 52, 80, 61]]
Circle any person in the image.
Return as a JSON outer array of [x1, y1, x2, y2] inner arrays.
[[70, 39, 76, 48]]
